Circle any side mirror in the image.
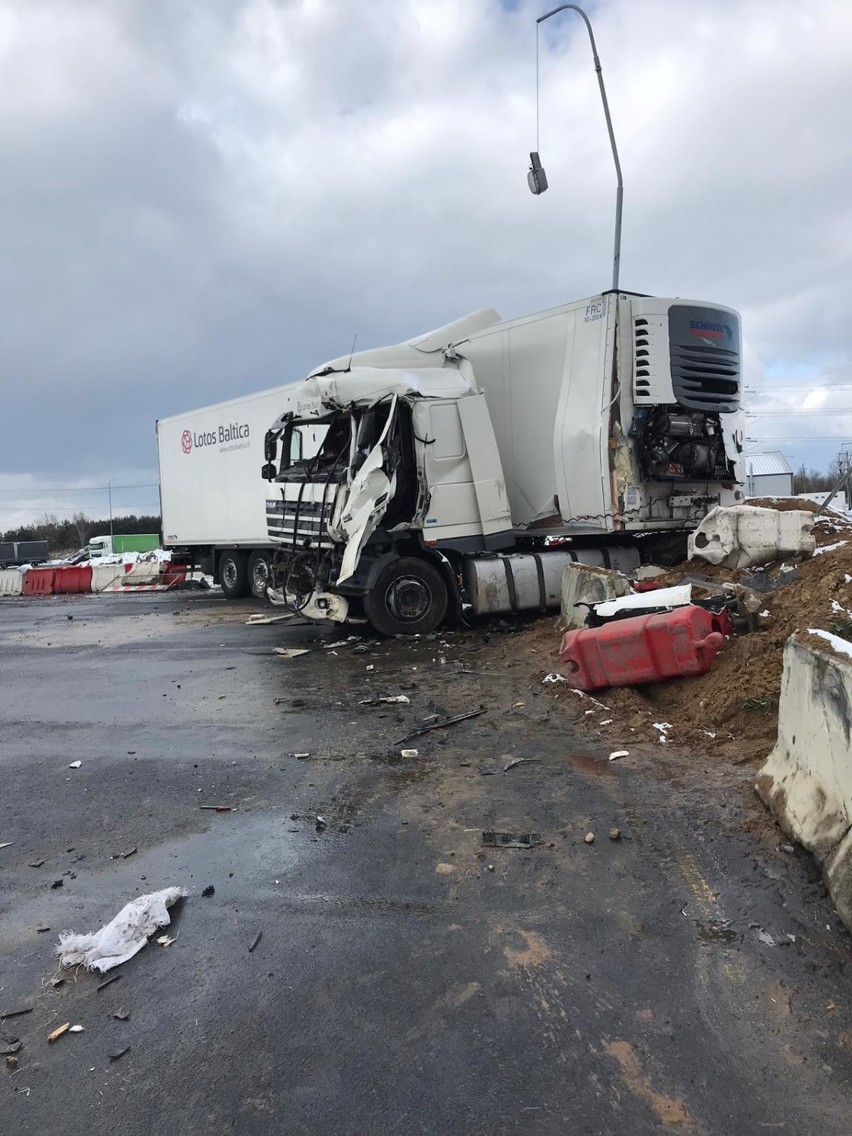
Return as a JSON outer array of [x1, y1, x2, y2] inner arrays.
[[527, 151, 548, 195], [264, 434, 277, 461], [261, 462, 276, 481]]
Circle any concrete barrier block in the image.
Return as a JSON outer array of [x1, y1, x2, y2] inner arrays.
[[122, 560, 162, 584], [90, 564, 124, 592], [559, 563, 631, 631], [688, 505, 815, 569], [756, 631, 852, 929], [0, 568, 23, 596]]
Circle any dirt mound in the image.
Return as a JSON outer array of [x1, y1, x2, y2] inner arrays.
[[523, 524, 852, 767]]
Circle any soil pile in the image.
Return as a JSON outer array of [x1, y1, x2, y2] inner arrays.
[[523, 505, 852, 765]]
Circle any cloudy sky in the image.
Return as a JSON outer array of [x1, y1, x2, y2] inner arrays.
[[1, 0, 850, 530]]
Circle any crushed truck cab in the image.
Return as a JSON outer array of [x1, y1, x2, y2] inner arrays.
[[262, 292, 743, 636]]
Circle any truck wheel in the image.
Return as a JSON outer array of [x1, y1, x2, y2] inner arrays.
[[219, 550, 250, 599], [363, 557, 448, 637], [248, 551, 272, 600]]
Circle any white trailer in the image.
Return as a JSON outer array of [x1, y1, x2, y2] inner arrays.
[[261, 290, 745, 634], [157, 385, 322, 597]]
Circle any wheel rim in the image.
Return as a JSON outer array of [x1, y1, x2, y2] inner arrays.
[[252, 559, 269, 595], [386, 576, 432, 623], [222, 559, 238, 590]]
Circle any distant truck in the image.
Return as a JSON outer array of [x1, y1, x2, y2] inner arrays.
[[156, 387, 324, 598], [85, 534, 160, 557], [260, 292, 745, 634], [0, 540, 50, 567]]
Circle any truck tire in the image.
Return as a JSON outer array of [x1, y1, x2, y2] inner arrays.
[[219, 550, 250, 599], [248, 551, 272, 600], [363, 556, 448, 637]]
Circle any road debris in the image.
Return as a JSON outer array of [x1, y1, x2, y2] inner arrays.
[[96, 974, 122, 992], [109, 1046, 130, 1061], [482, 832, 543, 849], [315, 816, 328, 832], [503, 757, 541, 772], [0, 1039, 22, 1056], [156, 934, 176, 947], [51, 879, 63, 889], [0, 842, 12, 850], [121, 847, 137, 859], [113, 1009, 130, 1021], [28, 859, 44, 867], [584, 832, 595, 844], [48, 1023, 70, 1043], [201, 885, 215, 897], [273, 647, 310, 659], [0, 1007, 33, 1020], [68, 760, 82, 769], [395, 707, 485, 745], [608, 750, 629, 762], [609, 827, 622, 841], [56, 886, 187, 972], [400, 749, 419, 758], [543, 673, 567, 684], [246, 613, 293, 625], [69, 1025, 85, 1033], [199, 805, 232, 812], [248, 931, 263, 953], [5, 1056, 17, 1069], [358, 695, 410, 706]]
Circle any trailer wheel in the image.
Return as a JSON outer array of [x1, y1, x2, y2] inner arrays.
[[248, 551, 272, 600], [219, 550, 250, 599], [363, 557, 448, 637]]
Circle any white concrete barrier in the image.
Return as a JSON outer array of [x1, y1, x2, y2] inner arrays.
[[0, 568, 23, 596], [689, 505, 815, 569], [559, 564, 631, 631], [756, 631, 852, 930], [121, 560, 162, 584]]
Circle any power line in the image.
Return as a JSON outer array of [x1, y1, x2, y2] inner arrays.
[[0, 482, 159, 496]]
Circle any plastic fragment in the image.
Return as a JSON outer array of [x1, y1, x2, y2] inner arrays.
[[68, 761, 82, 769], [608, 750, 629, 762]]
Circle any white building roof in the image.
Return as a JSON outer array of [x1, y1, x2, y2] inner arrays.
[[746, 451, 793, 477]]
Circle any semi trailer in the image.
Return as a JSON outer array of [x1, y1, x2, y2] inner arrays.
[[0, 540, 50, 567], [156, 385, 323, 597], [261, 290, 744, 635]]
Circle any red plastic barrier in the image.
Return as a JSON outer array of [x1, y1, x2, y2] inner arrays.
[[161, 565, 187, 586], [53, 566, 93, 594], [22, 567, 55, 596], [559, 606, 725, 691]]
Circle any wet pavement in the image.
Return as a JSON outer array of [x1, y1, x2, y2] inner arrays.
[[2, 591, 852, 1135]]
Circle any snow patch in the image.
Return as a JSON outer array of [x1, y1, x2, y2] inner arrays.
[[806, 628, 852, 658]]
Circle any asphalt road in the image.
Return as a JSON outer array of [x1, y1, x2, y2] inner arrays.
[[2, 591, 852, 1135]]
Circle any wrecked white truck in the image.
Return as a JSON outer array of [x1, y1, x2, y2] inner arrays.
[[262, 291, 744, 635]]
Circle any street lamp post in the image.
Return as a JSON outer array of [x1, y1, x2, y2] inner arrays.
[[528, 4, 624, 292]]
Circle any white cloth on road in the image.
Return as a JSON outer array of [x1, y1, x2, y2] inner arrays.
[[55, 887, 187, 972]]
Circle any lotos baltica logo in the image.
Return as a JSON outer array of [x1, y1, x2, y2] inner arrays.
[[181, 430, 193, 454]]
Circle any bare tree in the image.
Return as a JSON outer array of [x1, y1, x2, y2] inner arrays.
[[72, 511, 90, 546]]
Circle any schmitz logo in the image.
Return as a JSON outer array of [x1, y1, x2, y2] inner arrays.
[[180, 422, 250, 454]]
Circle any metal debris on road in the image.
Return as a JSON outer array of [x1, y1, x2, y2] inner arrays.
[[48, 1023, 70, 1043], [201, 885, 215, 897], [96, 975, 122, 992], [199, 805, 232, 812], [482, 832, 544, 849], [1, 1007, 33, 1019], [113, 1009, 130, 1021], [248, 931, 263, 953], [608, 750, 629, 762], [395, 707, 485, 745], [503, 757, 541, 772], [273, 647, 311, 659], [359, 694, 411, 706], [68, 761, 82, 769]]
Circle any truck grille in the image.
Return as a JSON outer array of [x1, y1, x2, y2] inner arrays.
[[670, 343, 740, 412], [266, 495, 337, 548]]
